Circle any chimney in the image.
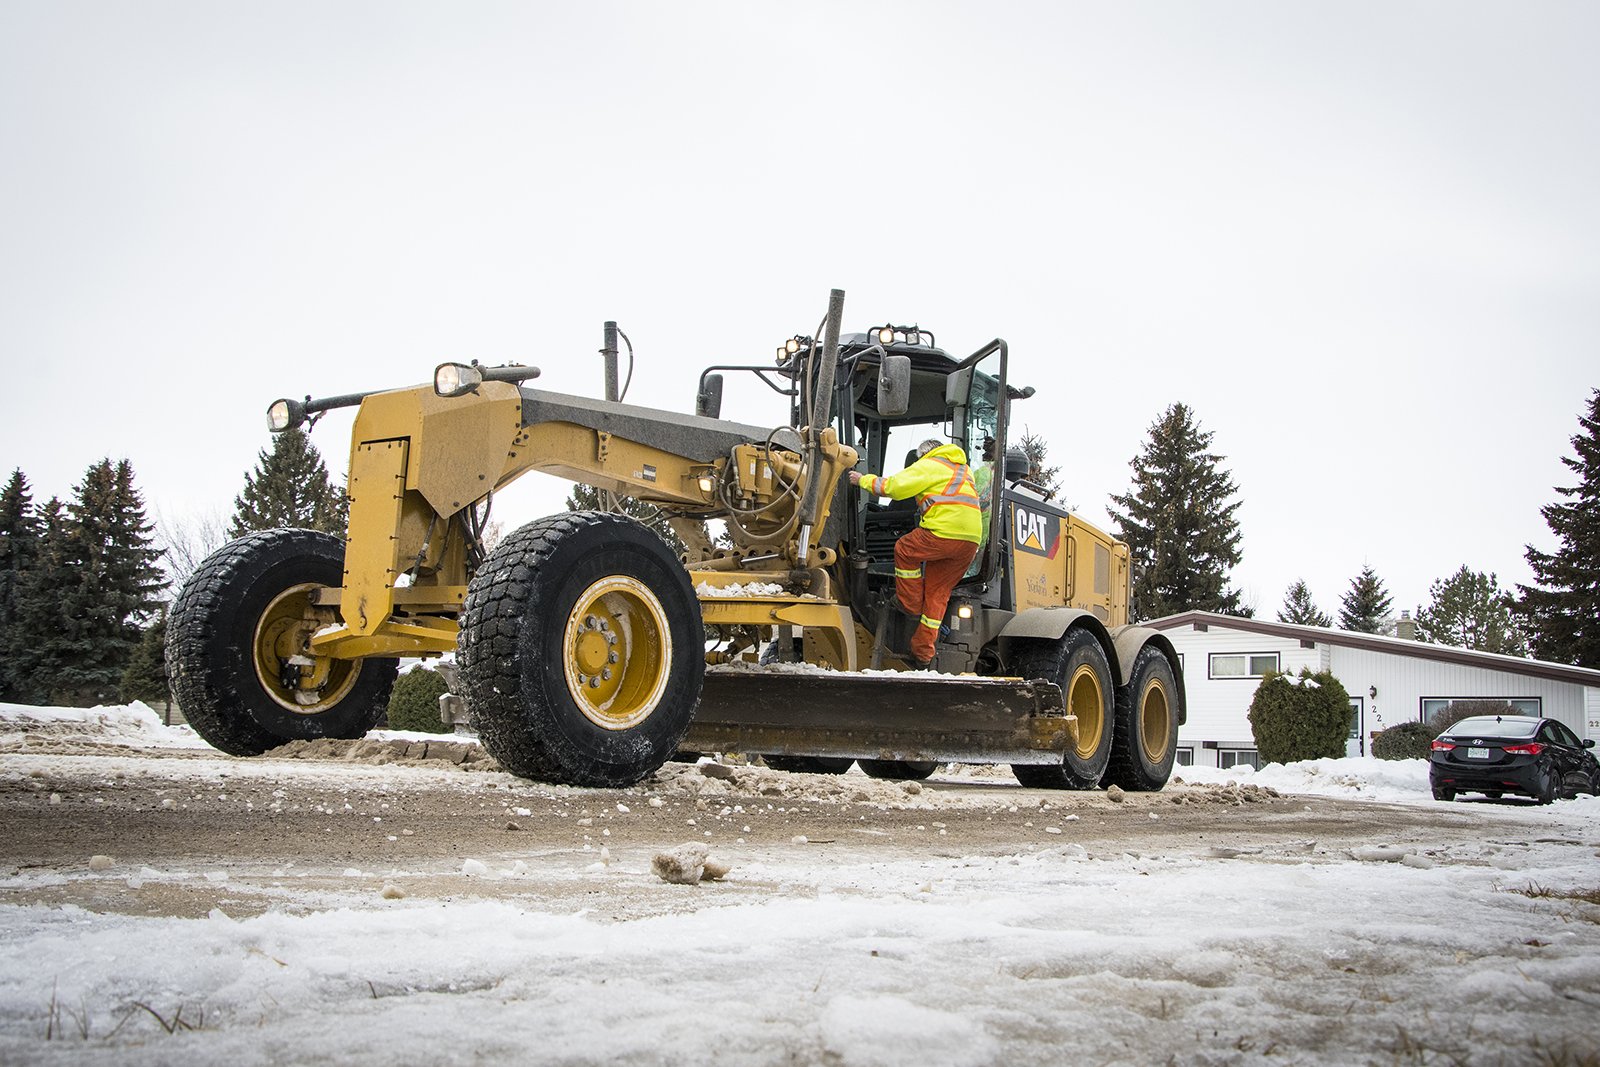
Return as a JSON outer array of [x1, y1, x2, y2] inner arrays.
[[1397, 610, 1417, 641]]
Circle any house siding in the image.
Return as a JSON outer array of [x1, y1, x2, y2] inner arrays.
[[1171, 628, 1317, 767], [1154, 616, 1599, 764], [1326, 647, 1587, 738]]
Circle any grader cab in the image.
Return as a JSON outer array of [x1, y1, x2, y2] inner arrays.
[[167, 290, 1184, 790]]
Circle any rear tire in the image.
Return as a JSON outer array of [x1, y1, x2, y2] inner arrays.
[[859, 759, 940, 781], [1534, 763, 1557, 805], [166, 529, 397, 756], [764, 756, 855, 775], [457, 513, 703, 787], [1010, 629, 1115, 790], [1103, 644, 1180, 792]]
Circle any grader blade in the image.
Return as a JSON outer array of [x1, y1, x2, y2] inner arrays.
[[684, 671, 1073, 765]]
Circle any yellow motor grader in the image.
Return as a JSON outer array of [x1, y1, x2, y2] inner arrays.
[[167, 290, 1184, 789]]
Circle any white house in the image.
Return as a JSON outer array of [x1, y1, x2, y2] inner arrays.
[[1147, 611, 1600, 770]]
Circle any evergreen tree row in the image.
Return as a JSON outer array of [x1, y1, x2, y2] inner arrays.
[[0, 462, 165, 706]]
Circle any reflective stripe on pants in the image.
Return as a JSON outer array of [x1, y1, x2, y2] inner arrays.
[[893, 526, 979, 662]]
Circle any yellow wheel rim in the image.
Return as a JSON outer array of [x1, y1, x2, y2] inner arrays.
[[252, 583, 357, 715], [1140, 678, 1172, 763], [562, 576, 672, 731], [1068, 662, 1105, 760]]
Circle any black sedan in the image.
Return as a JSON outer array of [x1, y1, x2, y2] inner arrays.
[[1430, 715, 1600, 804]]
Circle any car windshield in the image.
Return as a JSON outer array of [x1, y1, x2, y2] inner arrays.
[[1442, 716, 1539, 740]]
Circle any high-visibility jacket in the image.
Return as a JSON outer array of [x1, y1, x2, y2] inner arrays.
[[861, 443, 983, 543]]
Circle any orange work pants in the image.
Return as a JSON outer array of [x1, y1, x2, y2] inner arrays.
[[894, 527, 978, 662]]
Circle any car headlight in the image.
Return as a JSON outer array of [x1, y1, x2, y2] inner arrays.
[[434, 362, 484, 398]]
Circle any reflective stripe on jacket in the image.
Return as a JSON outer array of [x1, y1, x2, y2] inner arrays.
[[862, 443, 983, 543]]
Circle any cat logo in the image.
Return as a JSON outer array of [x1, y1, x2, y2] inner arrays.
[[1013, 504, 1061, 558]]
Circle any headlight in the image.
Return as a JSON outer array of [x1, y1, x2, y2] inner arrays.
[[877, 327, 896, 344], [266, 398, 306, 433], [434, 362, 484, 398]]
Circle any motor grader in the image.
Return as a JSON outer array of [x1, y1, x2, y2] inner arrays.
[[167, 289, 1184, 790]]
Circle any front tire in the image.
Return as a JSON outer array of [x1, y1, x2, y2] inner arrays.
[[166, 529, 397, 756], [457, 512, 704, 787], [1103, 644, 1180, 792], [1011, 629, 1115, 790]]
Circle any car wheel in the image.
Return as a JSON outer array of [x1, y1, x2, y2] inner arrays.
[[1534, 763, 1557, 806], [1483, 791, 1502, 799]]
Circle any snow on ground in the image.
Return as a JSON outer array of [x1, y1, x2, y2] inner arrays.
[[2, 703, 1598, 1064], [0, 702, 210, 751]]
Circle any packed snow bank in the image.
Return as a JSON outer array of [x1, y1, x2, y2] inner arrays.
[[1177, 755, 1434, 803], [0, 701, 209, 750]]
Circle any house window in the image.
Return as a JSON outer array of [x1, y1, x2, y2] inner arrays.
[[1219, 748, 1259, 770], [1209, 652, 1279, 679], [1419, 697, 1541, 723], [1175, 747, 1194, 767]]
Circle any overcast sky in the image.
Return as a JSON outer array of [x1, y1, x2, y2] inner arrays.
[[2, 1, 1595, 623]]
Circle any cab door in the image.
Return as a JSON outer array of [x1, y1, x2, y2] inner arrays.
[[945, 340, 1008, 585]]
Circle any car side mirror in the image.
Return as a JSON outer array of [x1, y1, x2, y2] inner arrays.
[[1584, 738, 1595, 749], [877, 354, 910, 417], [696, 373, 724, 419]]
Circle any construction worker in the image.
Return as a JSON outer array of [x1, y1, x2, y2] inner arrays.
[[848, 438, 982, 669]]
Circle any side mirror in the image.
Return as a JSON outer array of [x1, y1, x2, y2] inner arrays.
[[696, 373, 724, 419], [1584, 738, 1595, 749], [877, 354, 911, 417]]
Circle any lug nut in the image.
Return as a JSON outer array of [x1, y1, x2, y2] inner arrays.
[[608, 651, 618, 664], [602, 668, 612, 681], [588, 676, 602, 689]]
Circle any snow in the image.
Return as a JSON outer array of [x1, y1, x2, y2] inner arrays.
[[1176, 756, 1437, 804], [3, 703, 1598, 1063], [0, 701, 210, 750], [695, 580, 788, 598]]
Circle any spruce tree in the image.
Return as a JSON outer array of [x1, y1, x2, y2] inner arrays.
[[1107, 403, 1245, 621], [15, 498, 73, 704], [1338, 565, 1393, 634], [0, 470, 41, 702], [50, 460, 165, 705], [1278, 579, 1332, 628], [565, 484, 694, 557], [1017, 427, 1062, 496], [120, 611, 171, 706], [1516, 388, 1600, 668], [229, 429, 348, 538], [1416, 566, 1526, 655]]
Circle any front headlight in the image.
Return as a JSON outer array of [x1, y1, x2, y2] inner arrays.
[[434, 362, 484, 398], [266, 398, 306, 433]]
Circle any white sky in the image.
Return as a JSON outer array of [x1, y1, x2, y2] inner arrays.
[[2, 1, 1595, 622]]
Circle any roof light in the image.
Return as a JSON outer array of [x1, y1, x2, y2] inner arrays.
[[266, 398, 306, 433], [434, 362, 484, 398]]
